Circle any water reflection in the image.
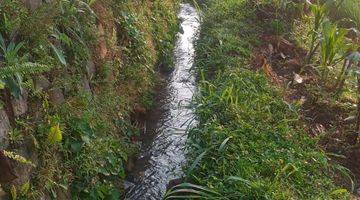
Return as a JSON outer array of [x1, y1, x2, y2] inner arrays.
[[125, 3, 200, 200]]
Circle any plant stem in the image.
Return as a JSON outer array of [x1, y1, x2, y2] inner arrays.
[[306, 35, 319, 64], [335, 59, 348, 92]]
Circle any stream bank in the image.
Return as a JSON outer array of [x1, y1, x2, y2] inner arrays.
[[0, 1, 179, 199], [183, 0, 352, 199]]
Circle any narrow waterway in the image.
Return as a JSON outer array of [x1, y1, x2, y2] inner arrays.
[[125, 4, 200, 200]]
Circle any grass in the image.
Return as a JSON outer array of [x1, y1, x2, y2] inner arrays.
[[331, 0, 360, 30], [184, 0, 350, 199]]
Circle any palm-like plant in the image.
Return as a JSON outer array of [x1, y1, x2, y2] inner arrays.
[[319, 21, 348, 81], [306, 0, 330, 64]]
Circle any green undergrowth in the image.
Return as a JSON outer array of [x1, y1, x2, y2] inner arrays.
[[0, 0, 179, 199], [184, 0, 350, 199]]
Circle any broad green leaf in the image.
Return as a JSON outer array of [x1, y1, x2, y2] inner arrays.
[[48, 123, 62, 144], [0, 79, 5, 89]]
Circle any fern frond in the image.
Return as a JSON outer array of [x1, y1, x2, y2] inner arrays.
[[0, 62, 52, 78]]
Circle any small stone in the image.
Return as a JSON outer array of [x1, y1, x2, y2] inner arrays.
[[0, 109, 10, 149], [293, 73, 303, 84], [11, 90, 28, 117], [49, 87, 65, 105], [35, 76, 51, 92]]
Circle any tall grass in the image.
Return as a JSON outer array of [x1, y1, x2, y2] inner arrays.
[[330, 0, 360, 30], [183, 0, 350, 199]]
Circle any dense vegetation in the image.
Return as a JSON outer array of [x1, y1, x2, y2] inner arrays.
[[1, 0, 359, 199], [0, 0, 178, 199], [166, 0, 359, 199]]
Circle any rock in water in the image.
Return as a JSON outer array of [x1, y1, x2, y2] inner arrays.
[[123, 180, 135, 192]]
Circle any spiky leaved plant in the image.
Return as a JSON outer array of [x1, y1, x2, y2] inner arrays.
[[306, 0, 331, 64], [319, 21, 348, 81]]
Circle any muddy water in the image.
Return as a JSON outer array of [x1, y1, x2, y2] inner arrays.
[[125, 4, 200, 200]]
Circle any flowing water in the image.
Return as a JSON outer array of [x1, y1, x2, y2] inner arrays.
[[125, 4, 200, 200]]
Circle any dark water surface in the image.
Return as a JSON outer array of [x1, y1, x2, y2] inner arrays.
[[125, 3, 200, 200]]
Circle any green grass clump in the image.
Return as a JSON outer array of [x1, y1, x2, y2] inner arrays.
[[185, 0, 349, 199]]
